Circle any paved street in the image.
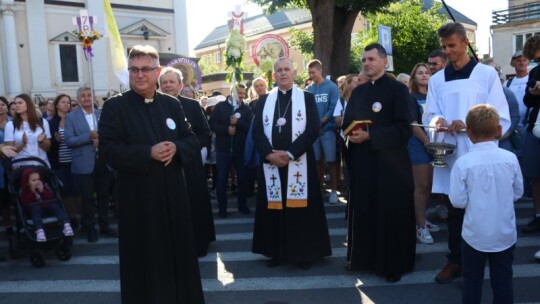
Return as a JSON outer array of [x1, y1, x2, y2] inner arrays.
[[0, 194, 539, 304]]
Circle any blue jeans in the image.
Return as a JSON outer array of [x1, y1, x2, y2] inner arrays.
[[216, 151, 247, 212], [30, 202, 69, 229], [462, 239, 514, 304]]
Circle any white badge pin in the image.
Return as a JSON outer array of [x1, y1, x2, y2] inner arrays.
[[166, 118, 176, 130], [372, 102, 382, 113], [234, 113, 242, 119]]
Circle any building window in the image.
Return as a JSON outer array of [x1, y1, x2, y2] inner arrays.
[[526, 4, 540, 20], [59, 45, 78, 82], [514, 32, 540, 52], [214, 51, 222, 63]]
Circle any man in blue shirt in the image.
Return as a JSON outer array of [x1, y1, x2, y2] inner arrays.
[[305, 60, 339, 204]]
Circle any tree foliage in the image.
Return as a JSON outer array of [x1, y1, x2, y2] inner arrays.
[[249, 0, 395, 78], [288, 27, 313, 59], [354, 0, 446, 74]]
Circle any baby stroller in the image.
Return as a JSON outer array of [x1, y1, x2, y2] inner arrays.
[[6, 156, 73, 267]]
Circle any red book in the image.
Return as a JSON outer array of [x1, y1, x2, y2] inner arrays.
[[344, 120, 372, 136]]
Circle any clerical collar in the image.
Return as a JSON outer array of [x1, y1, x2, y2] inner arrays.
[[369, 73, 387, 85], [278, 86, 293, 94], [134, 90, 156, 103]]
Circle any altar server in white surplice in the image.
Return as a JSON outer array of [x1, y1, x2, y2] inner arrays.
[[423, 22, 510, 285]]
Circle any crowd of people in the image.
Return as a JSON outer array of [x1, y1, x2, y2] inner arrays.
[[0, 21, 539, 304]]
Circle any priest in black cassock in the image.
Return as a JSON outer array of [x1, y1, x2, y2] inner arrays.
[[159, 66, 215, 257], [99, 45, 204, 304], [252, 58, 331, 269], [342, 43, 415, 282]]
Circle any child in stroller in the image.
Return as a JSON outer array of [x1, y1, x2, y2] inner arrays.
[[20, 168, 73, 242]]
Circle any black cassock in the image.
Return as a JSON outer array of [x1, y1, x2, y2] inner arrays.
[[342, 74, 416, 278], [252, 89, 332, 264], [178, 95, 215, 255], [99, 90, 204, 304]]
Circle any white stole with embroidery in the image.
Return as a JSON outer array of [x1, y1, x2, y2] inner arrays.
[[262, 86, 308, 209]]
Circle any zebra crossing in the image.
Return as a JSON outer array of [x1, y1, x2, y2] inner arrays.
[[0, 197, 539, 304]]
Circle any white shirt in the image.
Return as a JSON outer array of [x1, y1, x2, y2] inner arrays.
[[84, 110, 96, 130], [423, 64, 510, 194], [449, 141, 523, 252], [333, 101, 344, 117], [504, 75, 529, 126], [5, 120, 51, 167]]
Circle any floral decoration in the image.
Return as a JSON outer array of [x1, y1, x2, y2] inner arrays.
[[224, 29, 246, 84], [73, 29, 102, 60]]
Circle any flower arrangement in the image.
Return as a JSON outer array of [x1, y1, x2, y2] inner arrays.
[[224, 29, 246, 83], [73, 29, 102, 60]]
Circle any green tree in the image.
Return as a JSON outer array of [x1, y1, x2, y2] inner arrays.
[[198, 55, 224, 75], [249, 0, 395, 79], [288, 27, 313, 59], [355, 0, 446, 74]]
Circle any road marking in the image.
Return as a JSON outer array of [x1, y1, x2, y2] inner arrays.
[[1, 236, 539, 267], [1, 264, 539, 293], [216, 252, 235, 286]]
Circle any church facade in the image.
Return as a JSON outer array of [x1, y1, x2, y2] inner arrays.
[[0, 0, 189, 100]]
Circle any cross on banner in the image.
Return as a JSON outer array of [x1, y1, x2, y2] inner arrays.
[[294, 172, 302, 183], [228, 5, 246, 34], [73, 10, 96, 37]]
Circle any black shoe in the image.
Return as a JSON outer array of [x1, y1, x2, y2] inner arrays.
[[238, 207, 251, 215], [100, 227, 118, 238], [386, 274, 402, 283], [266, 258, 280, 267], [218, 210, 228, 218], [522, 217, 540, 233], [298, 262, 312, 270], [87, 229, 98, 243]]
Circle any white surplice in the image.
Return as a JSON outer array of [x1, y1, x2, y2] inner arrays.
[[423, 63, 510, 194]]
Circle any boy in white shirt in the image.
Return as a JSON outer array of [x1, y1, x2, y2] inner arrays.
[[450, 104, 523, 304]]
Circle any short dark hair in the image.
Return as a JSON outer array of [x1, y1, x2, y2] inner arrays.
[[429, 50, 447, 61], [307, 59, 322, 70], [237, 83, 246, 89], [0, 96, 8, 108], [437, 22, 467, 41], [523, 35, 540, 60], [364, 43, 387, 58], [128, 45, 159, 65]]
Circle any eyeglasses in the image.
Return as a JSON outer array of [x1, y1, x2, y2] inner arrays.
[[128, 66, 158, 74]]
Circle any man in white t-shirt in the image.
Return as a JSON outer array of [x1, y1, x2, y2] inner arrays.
[[503, 51, 530, 154]]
